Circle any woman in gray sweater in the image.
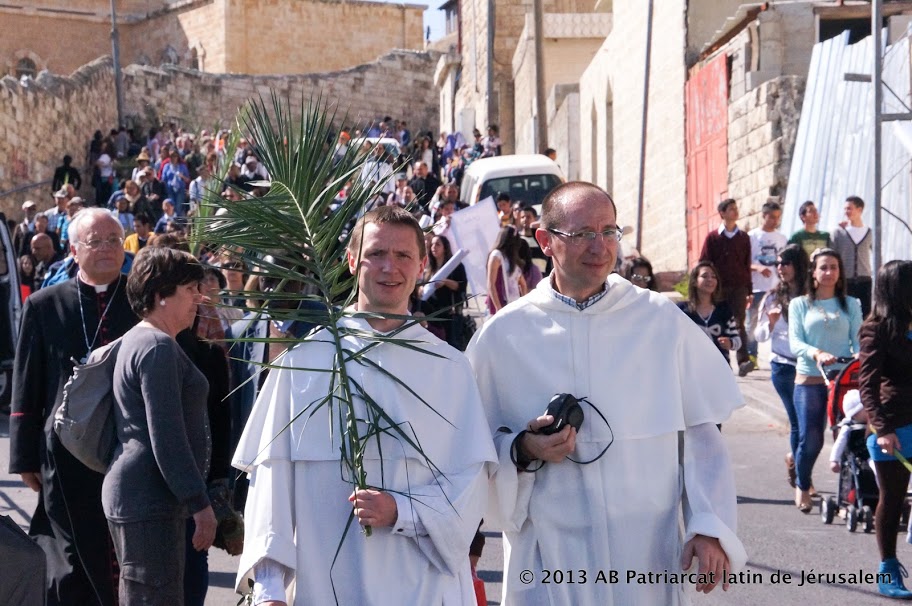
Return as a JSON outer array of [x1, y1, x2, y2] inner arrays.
[[102, 246, 216, 605]]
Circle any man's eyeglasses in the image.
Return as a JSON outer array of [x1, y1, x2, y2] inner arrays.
[[78, 237, 124, 250], [547, 227, 622, 245], [631, 274, 652, 283]]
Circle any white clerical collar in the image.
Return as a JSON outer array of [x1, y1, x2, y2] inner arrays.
[[78, 272, 112, 293]]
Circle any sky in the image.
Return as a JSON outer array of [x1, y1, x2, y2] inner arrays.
[[373, 0, 447, 42]]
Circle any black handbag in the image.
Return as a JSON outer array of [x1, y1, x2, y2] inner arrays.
[[456, 312, 477, 351]]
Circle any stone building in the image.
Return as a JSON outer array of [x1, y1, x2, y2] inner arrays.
[[1, 0, 426, 77], [435, 0, 600, 155], [441, 0, 912, 272]]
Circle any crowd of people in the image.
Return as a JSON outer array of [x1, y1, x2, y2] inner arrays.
[[673, 194, 912, 599], [4, 116, 910, 605]]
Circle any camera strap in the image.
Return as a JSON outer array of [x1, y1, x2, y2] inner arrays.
[[566, 397, 614, 465]]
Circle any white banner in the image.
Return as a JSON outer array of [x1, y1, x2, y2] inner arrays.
[[448, 197, 500, 296], [420, 249, 468, 301]]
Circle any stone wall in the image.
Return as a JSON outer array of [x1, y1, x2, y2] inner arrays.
[[2, 0, 425, 78], [0, 57, 117, 219], [704, 3, 812, 227], [0, 50, 439, 220], [122, 49, 439, 135], [727, 75, 805, 227], [220, 0, 425, 75], [0, 12, 113, 76]]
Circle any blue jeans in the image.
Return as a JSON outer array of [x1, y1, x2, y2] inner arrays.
[[770, 362, 798, 456], [794, 383, 828, 490]]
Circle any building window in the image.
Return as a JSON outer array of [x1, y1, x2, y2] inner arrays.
[[189, 48, 199, 71], [15, 57, 37, 79]]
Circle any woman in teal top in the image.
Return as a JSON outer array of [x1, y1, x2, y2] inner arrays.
[[788, 248, 862, 512]]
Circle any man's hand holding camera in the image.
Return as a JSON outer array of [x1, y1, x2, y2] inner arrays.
[[516, 415, 577, 465]]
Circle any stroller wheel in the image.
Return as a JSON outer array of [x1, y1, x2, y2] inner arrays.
[[862, 505, 874, 533], [846, 504, 858, 532], [821, 497, 836, 524]]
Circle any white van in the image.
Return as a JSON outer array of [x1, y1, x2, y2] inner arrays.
[[459, 154, 565, 209]]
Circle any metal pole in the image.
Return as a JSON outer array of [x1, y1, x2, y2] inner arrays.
[[533, 0, 548, 152], [110, 0, 125, 128], [635, 0, 654, 252], [872, 0, 883, 276], [486, 0, 496, 130]]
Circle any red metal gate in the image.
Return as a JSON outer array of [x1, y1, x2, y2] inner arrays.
[[685, 53, 729, 267]]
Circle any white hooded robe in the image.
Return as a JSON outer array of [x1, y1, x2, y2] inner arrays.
[[466, 275, 748, 605], [233, 317, 496, 605]]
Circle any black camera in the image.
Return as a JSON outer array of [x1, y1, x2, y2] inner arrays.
[[537, 393, 584, 435]]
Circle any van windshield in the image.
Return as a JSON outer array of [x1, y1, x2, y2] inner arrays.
[[478, 174, 562, 207]]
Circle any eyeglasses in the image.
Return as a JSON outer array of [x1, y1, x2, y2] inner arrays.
[[775, 261, 792, 267], [78, 236, 124, 250], [631, 274, 652, 283], [547, 227, 622, 245]]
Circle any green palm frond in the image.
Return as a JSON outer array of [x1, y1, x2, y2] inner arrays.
[[200, 92, 455, 558]]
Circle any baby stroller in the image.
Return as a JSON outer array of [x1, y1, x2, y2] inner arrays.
[[818, 358, 879, 532]]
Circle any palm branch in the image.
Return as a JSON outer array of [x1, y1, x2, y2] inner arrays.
[[198, 92, 456, 559]]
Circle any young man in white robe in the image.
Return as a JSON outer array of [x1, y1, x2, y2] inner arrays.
[[466, 181, 748, 606], [233, 206, 496, 605]]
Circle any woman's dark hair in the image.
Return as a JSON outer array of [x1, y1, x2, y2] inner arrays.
[[624, 256, 657, 292], [517, 238, 533, 269], [771, 244, 809, 321], [686, 261, 722, 311], [127, 247, 204, 317], [808, 247, 848, 311], [18, 254, 35, 277], [866, 260, 912, 340], [493, 225, 522, 273], [427, 234, 453, 275], [203, 265, 227, 290]]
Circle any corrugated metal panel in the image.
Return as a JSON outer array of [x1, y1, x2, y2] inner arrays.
[[685, 53, 730, 266], [784, 31, 912, 263]]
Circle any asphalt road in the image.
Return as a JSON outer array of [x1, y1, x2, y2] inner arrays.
[[1, 365, 905, 605]]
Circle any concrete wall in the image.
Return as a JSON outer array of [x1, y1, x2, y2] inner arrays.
[[579, 0, 689, 271], [547, 85, 580, 180], [453, 0, 596, 153], [512, 12, 610, 155], [0, 58, 117, 218]]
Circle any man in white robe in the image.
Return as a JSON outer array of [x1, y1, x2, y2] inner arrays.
[[466, 182, 748, 605], [233, 206, 496, 605]]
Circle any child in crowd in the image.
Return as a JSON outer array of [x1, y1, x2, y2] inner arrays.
[[829, 389, 868, 472]]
